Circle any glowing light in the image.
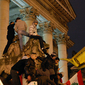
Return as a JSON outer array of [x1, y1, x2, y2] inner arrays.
[[0, 80, 3, 85]]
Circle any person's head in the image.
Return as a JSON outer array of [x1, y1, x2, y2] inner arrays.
[[10, 22, 14, 25], [55, 57, 60, 64], [31, 53, 37, 60], [15, 17, 21, 22], [32, 20, 38, 26], [27, 75, 32, 82], [57, 73, 63, 79], [26, 54, 30, 58], [51, 52, 57, 60]]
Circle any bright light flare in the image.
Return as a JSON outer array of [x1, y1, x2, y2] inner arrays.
[[0, 79, 3, 85]]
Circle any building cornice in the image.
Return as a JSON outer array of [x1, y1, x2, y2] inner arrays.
[[56, 0, 76, 19]]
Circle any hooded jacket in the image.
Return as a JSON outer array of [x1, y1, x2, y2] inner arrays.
[[14, 19, 27, 32], [29, 23, 37, 36]]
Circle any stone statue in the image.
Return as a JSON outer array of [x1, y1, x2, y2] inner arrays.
[[0, 35, 49, 75]]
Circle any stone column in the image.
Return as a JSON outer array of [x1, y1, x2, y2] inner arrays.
[[39, 22, 54, 54], [55, 33, 69, 83], [20, 7, 39, 45], [0, 0, 10, 58]]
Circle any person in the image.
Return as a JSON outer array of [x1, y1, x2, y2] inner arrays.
[[41, 52, 57, 76], [36, 68, 50, 78], [57, 73, 66, 85], [28, 75, 56, 85], [54, 57, 60, 75], [14, 17, 29, 51], [3, 22, 15, 56], [29, 20, 44, 50], [35, 52, 57, 83], [10, 53, 37, 85], [52, 57, 60, 85]]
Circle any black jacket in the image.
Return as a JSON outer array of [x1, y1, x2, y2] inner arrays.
[[36, 76, 56, 85], [7, 24, 15, 40], [41, 54, 55, 70], [11, 58, 35, 77]]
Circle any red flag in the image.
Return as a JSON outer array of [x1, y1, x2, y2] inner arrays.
[[19, 75, 22, 85], [66, 70, 84, 85]]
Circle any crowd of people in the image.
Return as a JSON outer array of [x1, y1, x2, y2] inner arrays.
[[10, 52, 66, 85], [2, 17, 66, 85]]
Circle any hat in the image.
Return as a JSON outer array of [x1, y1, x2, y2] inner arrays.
[[51, 52, 56, 57]]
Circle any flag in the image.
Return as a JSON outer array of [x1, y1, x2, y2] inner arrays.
[[28, 81, 37, 85], [66, 70, 84, 85], [19, 75, 22, 85]]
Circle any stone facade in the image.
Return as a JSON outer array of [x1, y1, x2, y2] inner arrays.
[[0, 0, 77, 83]]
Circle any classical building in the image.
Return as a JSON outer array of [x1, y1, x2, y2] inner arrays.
[[0, 0, 76, 83]]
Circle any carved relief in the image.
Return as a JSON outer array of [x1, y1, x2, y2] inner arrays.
[[54, 33, 70, 44], [39, 21, 55, 34], [19, 6, 39, 20]]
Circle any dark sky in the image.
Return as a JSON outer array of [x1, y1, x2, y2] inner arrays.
[[67, 0, 85, 58]]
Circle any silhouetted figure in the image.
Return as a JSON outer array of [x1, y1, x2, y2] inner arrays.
[[3, 22, 15, 56]]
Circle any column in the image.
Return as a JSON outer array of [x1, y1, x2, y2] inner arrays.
[[0, 0, 10, 58], [56, 33, 69, 83], [39, 22, 54, 54], [20, 7, 39, 45]]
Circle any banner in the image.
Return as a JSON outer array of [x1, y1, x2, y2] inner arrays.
[[66, 70, 84, 85]]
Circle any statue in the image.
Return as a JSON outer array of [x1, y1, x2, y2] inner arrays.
[[0, 35, 49, 74]]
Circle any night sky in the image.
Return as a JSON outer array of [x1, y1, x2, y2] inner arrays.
[[67, 0, 85, 58]]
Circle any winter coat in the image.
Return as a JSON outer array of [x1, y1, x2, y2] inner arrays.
[[29, 23, 37, 36], [14, 19, 27, 32], [36, 76, 56, 85], [41, 54, 55, 70], [11, 58, 35, 78], [7, 24, 15, 40]]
